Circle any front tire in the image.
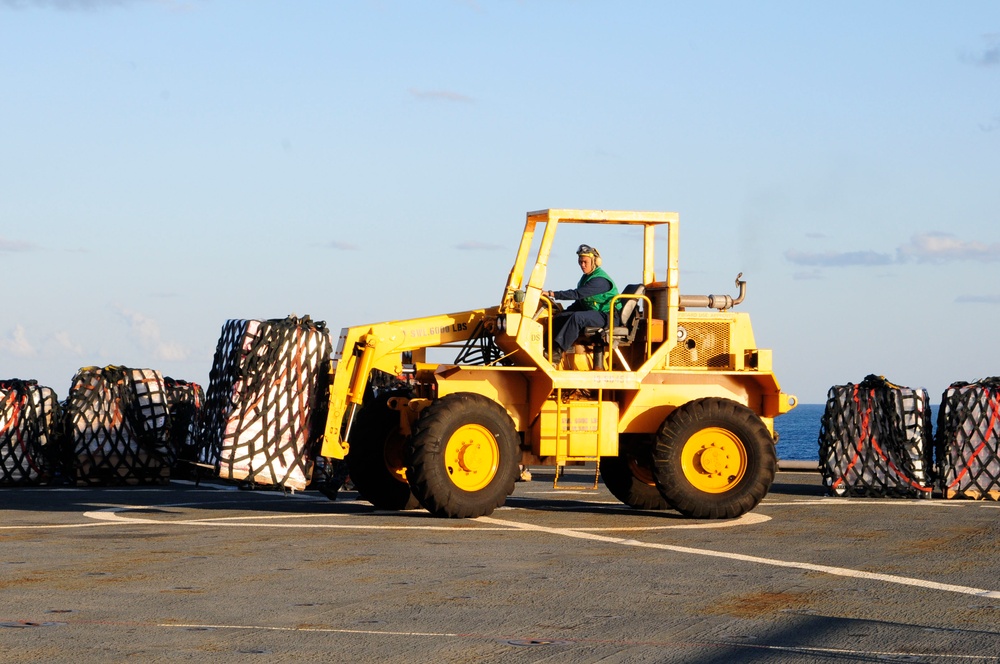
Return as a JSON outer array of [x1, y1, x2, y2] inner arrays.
[[347, 392, 420, 510], [406, 393, 520, 518], [653, 398, 776, 519]]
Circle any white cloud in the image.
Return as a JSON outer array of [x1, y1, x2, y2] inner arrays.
[[956, 294, 1000, 304], [51, 330, 85, 355], [0, 324, 36, 357], [897, 232, 1000, 263], [114, 306, 189, 361], [784, 249, 894, 267], [408, 88, 475, 103], [0, 238, 39, 252]]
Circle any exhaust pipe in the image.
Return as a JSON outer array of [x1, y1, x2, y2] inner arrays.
[[679, 273, 746, 311]]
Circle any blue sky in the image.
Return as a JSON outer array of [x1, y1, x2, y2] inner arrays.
[[2, 0, 998, 405]]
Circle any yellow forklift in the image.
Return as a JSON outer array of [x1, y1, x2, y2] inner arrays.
[[320, 209, 796, 518]]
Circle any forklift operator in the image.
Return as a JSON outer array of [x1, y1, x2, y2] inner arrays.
[[542, 244, 620, 361]]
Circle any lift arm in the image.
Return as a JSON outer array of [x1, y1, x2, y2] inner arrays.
[[319, 307, 495, 459]]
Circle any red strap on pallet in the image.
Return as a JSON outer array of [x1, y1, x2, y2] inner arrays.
[[948, 390, 1000, 490]]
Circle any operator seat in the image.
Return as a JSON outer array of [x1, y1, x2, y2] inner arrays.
[[580, 283, 645, 369]]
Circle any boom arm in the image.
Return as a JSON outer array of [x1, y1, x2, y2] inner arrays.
[[319, 307, 495, 459]]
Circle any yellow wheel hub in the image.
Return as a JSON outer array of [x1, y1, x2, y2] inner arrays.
[[681, 427, 747, 493], [444, 424, 499, 491]]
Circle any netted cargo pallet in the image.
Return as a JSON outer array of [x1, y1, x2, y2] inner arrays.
[[164, 377, 204, 479], [197, 316, 332, 492], [937, 377, 1000, 500], [1, 379, 61, 485], [63, 366, 173, 485], [819, 374, 933, 498]]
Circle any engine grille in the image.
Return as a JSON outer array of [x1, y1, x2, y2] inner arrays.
[[669, 321, 731, 368]]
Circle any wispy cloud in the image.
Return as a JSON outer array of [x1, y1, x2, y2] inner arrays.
[[2, 0, 194, 10], [2, 0, 132, 9], [956, 294, 1000, 304], [326, 240, 359, 251], [786, 231, 1000, 269], [51, 330, 84, 355], [962, 34, 1000, 67], [0, 237, 39, 252], [897, 232, 1000, 263], [408, 88, 475, 103], [114, 306, 188, 361], [0, 324, 36, 358], [455, 240, 503, 251], [785, 249, 894, 267]]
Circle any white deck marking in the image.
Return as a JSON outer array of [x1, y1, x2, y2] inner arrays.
[[477, 516, 1000, 599]]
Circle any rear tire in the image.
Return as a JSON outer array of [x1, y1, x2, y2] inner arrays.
[[600, 438, 670, 510], [653, 398, 776, 519], [347, 392, 420, 510], [407, 393, 519, 518]]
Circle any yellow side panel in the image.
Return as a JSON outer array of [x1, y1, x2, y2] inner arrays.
[[537, 401, 619, 458]]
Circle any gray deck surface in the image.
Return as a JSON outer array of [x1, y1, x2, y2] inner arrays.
[[3, 469, 1000, 663]]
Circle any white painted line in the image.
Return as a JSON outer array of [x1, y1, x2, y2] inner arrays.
[[152, 622, 998, 660], [160, 622, 460, 637], [82, 509, 514, 530], [0, 521, 117, 531], [477, 516, 1000, 599]]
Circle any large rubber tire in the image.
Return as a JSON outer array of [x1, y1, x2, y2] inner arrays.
[[406, 393, 520, 518], [653, 397, 776, 519], [600, 437, 670, 510], [346, 392, 420, 511]]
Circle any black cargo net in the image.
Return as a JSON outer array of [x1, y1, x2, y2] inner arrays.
[[164, 377, 204, 479], [62, 366, 173, 485], [196, 316, 332, 492], [819, 375, 933, 498], [1, 379, 60, 485], [937, 377, 1000, 500]]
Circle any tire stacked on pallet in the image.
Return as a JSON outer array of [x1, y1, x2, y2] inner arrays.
[[164, 377, 204, 479], [63, 366, 173, 485], [936, 377, 1000, 500], [818, 374, 933, 498], [1, 379, 61, 485], [196, 316, 332, 492]]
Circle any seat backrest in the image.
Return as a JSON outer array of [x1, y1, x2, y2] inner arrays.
[[618, 284, 645, 328]]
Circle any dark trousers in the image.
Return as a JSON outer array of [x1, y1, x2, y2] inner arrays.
[[551, 308, 607, 352]]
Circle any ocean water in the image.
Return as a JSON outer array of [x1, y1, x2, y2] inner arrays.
[[774, 403, 824, 461], [774, 402, 941, 461]]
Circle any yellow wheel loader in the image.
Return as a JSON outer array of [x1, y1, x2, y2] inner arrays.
[[320, 209, 796, 519]]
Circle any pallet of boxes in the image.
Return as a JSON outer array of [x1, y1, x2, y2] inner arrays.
[[936, 377, 1000, 500], [1, 379, 61, 486], [819, 374, 1000, 502], [195, 316, 333, 492], [61, 366, 200, 485]]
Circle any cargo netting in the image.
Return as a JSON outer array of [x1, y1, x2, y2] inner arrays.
[[819, 374, 933, 498], [196, 316, 332, 492], [1, 379, 61, 485], [937, 377, 1000, 500], [62, 366, 173, 485], [164, 377, 204, 479]]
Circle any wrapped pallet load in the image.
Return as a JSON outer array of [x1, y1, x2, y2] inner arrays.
[[1, 379, 61, 485], [163, 377, 204, 479], [63, 366, 173, 485], [197, 316, 332, 492], [819, 374, 933, 498], [937, 377, 1000, 500]]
